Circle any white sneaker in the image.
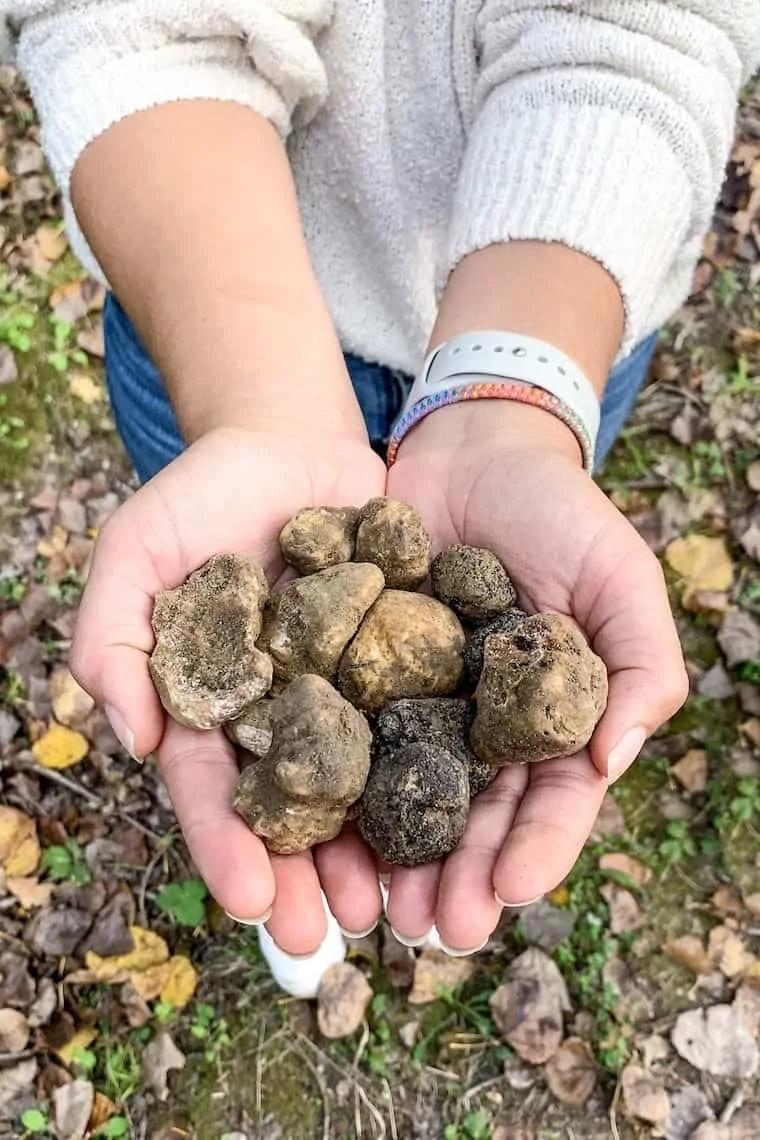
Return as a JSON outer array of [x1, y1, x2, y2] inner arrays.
[[257, 897, 347, 998]]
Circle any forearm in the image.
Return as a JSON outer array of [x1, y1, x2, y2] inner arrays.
[[71, 100, 365, 443]]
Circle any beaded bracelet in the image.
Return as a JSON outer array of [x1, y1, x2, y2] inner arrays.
[[386, 380, 595, 473]]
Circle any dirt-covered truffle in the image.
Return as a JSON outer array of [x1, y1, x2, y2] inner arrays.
[[149, 554, 272, 730], [358, 741, 469, 865], [471, 613, 608, 766], [431, 544, 517, 622], [463, 608, 529, 687], [261, 563, 384, 684], [338, 591, 465, 714], [373, 698, 497, 798], [354, 498, 431, 590], [224, 698, 273, 758], [233, 675, 371, 853], [279, 506, 359, 576]]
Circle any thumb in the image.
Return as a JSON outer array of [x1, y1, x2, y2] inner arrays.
[[70, 511, 166, 760], [580, 539, 689, 783]]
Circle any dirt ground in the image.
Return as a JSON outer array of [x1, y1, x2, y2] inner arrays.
[[0, 68, 759, 1140]]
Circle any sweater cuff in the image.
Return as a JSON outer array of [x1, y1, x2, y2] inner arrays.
[[448, 97, 695, 360], [23, 43, 295, 284]]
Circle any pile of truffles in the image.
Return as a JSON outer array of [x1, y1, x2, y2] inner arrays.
[[148, 500, 608, 866]]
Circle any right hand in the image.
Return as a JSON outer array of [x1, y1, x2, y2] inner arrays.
[[71, 426, 387, 953]]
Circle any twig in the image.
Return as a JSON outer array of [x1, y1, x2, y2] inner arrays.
[[352, 1020, 370, 1069], [382, 1079, 398, 1140], [0, 1050, 34, 1065], [297, 1033, 386, 1138], [720, 1085, 745, 1124], [291, 1039, 331, 1140], [609, 1072, 622, 1140], [6, 759, 102, 807], [137, 832, 173, 926], [460, 1076, 505, 1105]]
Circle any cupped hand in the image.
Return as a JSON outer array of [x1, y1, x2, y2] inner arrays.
[[71, 426, 387, 953], [386, 402, 688, 953]]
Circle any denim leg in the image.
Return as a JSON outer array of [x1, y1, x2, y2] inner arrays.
[[595, 334, 658, 471]]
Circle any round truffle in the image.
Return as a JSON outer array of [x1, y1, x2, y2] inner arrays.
[[149, 553, 272, 730], [354, 498, 431, 590], [431, 544, 517, 622], [338, 591, 465, 714], [463, 608, 529, 688], [279, 506, 359, 575], [358, 741, 469, 865]]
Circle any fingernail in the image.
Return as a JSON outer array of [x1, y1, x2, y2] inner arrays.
[[495, 892, 544, 908], [339, 920, 379, 939], [390, 925, 430, 948], [225, 906, 273, 927], [105, 704, 138, 760], [607, 725, 647, 784], [438, 936, 489, 958]]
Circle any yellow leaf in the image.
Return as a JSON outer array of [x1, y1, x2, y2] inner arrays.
[[547, 886, 570, 907], [86, 926, 169, 984], [0, 806, 41, 877], [89, 1092, 118, 1131], [56, 1026, 98, 1066], [37, 524, 69, 558], [32, 724, 89, 770], [129, 962, 171, 1002], [6, 875, 54, 908], [0, 166, 11, 191], [68, 371, 102, 405], [665, 535, 733, 609], [35, 224, 68, 264], [160, 956, 199, 1009]]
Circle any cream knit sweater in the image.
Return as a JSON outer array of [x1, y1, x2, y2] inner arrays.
[[1, 2, 758, 371]]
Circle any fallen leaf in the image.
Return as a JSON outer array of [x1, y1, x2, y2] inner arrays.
[[598, 852, 652, 887], [663, 935, 711, 976], [0, 1059, 38, 1118], [520, 900, 576, 951], [317, 963, 372, 1038], [141, 1031, 185, 1101], [128, 963, 171, 1003], [708, 925, 756, 978], [0, 806, 40, 876], [68, 371, 102, 405], [86, 926, 167, 984], [120, 983, 152, 1029], [740, 523, 760, 562], [665, 535, 733, 609], [733, 983, 760, 1037], [88, 1091, 118, 1132], [160, 956, 198, 1009], [56, 1027, 98, 1067], [32, 724, 89, 770], [26, 905, 93, 957], [747, 462, 760, 493], [28, 979, 57, 1029], [589, 793, 626, 841], [600, 884, 643, 934], [639, 1033, 670, 1068], [37, 524, 68, 558], [663, 1085, 714, 1140], [490, 948, 571, 1064], [0, 165, 11, 192], [5, 876, 54, 909], [0, 1009, 29, 1052], [693, 1108, 760, 1139], [408, 946, 474, 1005], [697, 663, 735, 701], [49, 278, 105, 324], [741, 718, 760, 747], [717, 611, 760, 668], [544, 1037, 596, 1106], [0, 343, 18, 385], [381, 931, 415, 989], [744, 892, 760, 917], [76, 322, 104, 358], [671, 749, 708, 794], [50, 670, 94, 728], [34, 224, 67, 265], [671, 1005, 759, 1077], [53, 1079, 94, 1140], [712, 885, 744, 918], [0, 953, 35, 1008], [621, 1063, 670, 1124]]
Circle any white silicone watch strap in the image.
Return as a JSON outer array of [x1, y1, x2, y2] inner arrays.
[[406, 331, 601, 441]]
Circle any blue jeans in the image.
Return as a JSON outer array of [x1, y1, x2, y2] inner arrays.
[[103, 294, 656, 484]]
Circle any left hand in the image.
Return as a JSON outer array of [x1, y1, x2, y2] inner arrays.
[[385, 399, 688, 953]]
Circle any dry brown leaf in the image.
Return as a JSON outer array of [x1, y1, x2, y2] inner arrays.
[[663, 935, 711, 976], [50, 669, 95, 728], [600, 884, 643, 934], [671, 749, 708, 794], [712, 885, 744, 918], [740, 523, 760, 563], [49, 278, 105, 324], [0, 165, 11, 192], [544, 1037, 597, 1106], [32, 724, 89, 770], [665, 535, 733, 609], [0, 1008, 30, 1052], [408, 946, 475, 1005], [717, 611, 760, 668], [490, 948, 571, 1064], [86, 925, 168, 984], [68, 371, 102, 406], [747, 462, 760, 493], [76, 322, 104, 358], [159, 956, 198, 1009], [56, 1027, 98, 1067], [317, 963, 372, 1038], [129, 962, 171, 1003], [708, 925, 756, 978], [740, 718, 760, 748], [5, 875, 54, 909], [37, 524, 68, 558], [0, 806, 40, 877], [733, 984, 760, 1038], [141, 1030, 185, 1101], [744, 892, 760, 918], [672, 1005, 759, 1077], [88, 1091, 118, 1132], [53, 1078, 94, 1140], [621, 1063, 670, 1124], [34, 224, 67, 264], [598, 852, 652, 887]]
